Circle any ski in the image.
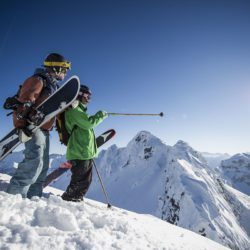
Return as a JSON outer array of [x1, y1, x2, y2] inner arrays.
[[0, 76, 80, 161], [43, 129, 116, 188]]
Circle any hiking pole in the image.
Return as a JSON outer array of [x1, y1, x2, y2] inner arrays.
[[92, 159, 112, 208], [108, 112, 164, 117]]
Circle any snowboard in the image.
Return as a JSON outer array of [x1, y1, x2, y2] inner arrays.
[[43, 129, 116, 188], [0, 76, 80, 161]]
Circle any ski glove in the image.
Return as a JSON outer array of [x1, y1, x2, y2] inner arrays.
[[16, 102, 34, 120], [96, 110, 108, 119]]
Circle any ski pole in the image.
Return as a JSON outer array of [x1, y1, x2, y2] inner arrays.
[[6, 111, 13, 117], [108, 112, 164, 117], [92, 159, 112, 208]]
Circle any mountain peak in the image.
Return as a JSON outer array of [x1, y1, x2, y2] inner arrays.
[[174, 140, 190, 148], [128, 130, 164, 148], [123, 131, 168, 162], [173, 140, 196, 154], [134, 130, 154, 142], [172, 140, 207, 165]]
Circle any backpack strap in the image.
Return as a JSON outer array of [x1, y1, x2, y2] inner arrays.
[[33, 73, 47, 88], [33, 72, 59, 96]]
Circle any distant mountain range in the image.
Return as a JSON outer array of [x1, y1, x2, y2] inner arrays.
[[0, 131, 249, 249], [220, 153, 250, 196]]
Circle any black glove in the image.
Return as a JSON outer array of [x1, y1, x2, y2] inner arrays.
[[16, 102, 33, 120], [3, 96, 22, 110]]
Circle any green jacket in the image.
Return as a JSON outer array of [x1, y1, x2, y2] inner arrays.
[[65, 102, 107, 160]]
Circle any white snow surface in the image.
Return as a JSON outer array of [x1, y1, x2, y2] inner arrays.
[[220, 153, 250, 195], [1, 131, 249, 249], [0, 174, 229, 250]]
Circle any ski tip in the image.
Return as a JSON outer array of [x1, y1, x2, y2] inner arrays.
[[105, 129, 116, 135], [159, 112, 164, 117], [70, 75, 80, 81]]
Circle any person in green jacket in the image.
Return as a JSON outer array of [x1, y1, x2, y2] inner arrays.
[[61, 85, 108, 202]]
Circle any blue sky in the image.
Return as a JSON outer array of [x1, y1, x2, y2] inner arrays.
[[0, 0, 249, 155]]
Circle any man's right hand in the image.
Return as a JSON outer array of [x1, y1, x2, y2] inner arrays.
[[16, 102, 33, 120]]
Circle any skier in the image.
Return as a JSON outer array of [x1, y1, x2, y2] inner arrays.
[[61, 85, 108, 202], [7, 53, 71, 198]]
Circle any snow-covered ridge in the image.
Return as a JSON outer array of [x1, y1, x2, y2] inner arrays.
[[90, 131, 249, 249], [220, 153, 250, 195], [1, 131, 249, 249], [0, 174, 229, 250]]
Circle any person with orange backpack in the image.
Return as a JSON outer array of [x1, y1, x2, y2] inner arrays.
[[7, 53, 71, 198]]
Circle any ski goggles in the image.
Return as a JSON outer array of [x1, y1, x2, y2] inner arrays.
[[43, 61, 71, 70], [78, 91, 91, 99]]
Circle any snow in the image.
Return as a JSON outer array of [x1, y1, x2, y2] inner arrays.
[[86, 131, 250, 249], [220, 153, 250, 195], [219, 182, 250, 236], [0, 173, 229, 250], [1, 131, 249, 249]]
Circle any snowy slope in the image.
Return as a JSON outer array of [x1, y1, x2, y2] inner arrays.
[[88, 132, 249, 249], [1, 131, 249, 249], [220, 153, 250, 195], [217, 181, 250, 236], [0, 174, 229, 250]]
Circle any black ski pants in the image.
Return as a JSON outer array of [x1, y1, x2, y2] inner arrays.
[[62, 159, 93, 202]]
